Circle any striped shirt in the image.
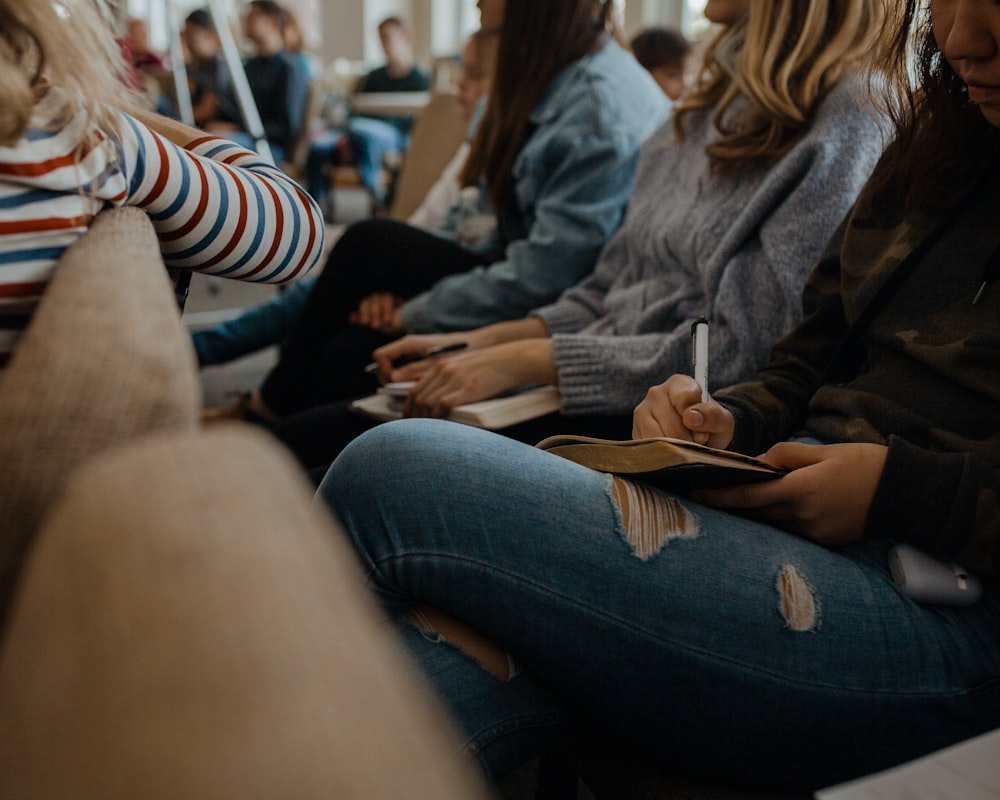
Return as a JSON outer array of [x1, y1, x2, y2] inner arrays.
[[0, 88, 324, 368]]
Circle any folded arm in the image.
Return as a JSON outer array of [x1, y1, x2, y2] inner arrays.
[[115, 109, 324, 284]]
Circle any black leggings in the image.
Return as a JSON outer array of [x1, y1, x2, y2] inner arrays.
[[260, 218, 493, 417]]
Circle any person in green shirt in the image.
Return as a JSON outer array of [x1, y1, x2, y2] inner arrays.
[[305, 16, 430, 212]]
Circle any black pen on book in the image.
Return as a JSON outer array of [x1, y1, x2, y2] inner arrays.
[[691, 317, 709, 403], [364, 342, 468, 374]]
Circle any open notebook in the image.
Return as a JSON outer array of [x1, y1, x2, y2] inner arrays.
[[350, 384, 561, 430]]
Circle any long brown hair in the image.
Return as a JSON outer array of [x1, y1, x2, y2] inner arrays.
[[673, 0, 884, 171], [864, 0, 1000, 212], [460, 0, 615, 211]]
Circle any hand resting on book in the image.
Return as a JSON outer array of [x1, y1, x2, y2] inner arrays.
[[692, 440, 888, 547], [374, 338, 558, 419], [372, 332, 483, 383], [633, 374, 888, 545]]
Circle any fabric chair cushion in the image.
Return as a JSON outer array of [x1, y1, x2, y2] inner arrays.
[[0, 207, 199, 626], [0, 427, 487, 799]]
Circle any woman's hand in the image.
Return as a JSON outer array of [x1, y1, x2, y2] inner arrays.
[[349, 292, 404, 334], [633, 375, 735, 448], [692, 442, 889, 546], [404, 339, 557, 418], [371, 317, 550, 381], [373, 331, 486, 382]]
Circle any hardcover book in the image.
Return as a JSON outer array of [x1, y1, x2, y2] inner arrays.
[[534, 434, 787, 492]]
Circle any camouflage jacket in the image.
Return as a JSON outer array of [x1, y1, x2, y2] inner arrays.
[[716, 174, 1000, 580]]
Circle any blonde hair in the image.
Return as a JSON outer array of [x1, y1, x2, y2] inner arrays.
[[674, 0, 884, 168], [0, 0, 126, 147]]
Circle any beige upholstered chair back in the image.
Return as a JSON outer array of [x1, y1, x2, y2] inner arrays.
[[0, 207, 200, 626], [0, 427, 489, 800]]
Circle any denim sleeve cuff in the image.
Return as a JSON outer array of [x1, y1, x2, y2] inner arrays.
[[400, 292, 436, 334], [865, 435, 968, 557]]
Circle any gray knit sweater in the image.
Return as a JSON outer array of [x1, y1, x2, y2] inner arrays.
[[532, 74, 887, 416]]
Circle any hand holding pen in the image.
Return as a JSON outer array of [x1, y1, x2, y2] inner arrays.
[[365, 341, 469, 376], [632, 317, 734, 446]]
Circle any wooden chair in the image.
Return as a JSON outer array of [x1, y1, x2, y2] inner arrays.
[[388, 91, 467, 220], [327, 91, 467, 221]]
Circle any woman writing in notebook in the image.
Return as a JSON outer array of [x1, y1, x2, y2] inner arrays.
[[321, 0, 999, 792], [276, 0, 890, 477], [204, 0, 668, 423]]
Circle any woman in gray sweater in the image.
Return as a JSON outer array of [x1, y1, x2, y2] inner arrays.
[[373, 0, 890, 440]]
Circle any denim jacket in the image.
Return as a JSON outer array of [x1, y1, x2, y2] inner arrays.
[[400, 38, 669, 333]]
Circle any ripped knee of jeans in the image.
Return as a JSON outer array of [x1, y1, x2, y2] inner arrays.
[[405, 605, 519, 681], [777, 565, 818, 632], [611, 477, 698, 561]]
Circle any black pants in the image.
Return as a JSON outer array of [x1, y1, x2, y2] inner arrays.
[[274, 403, 634, 487], [260, 218, 493, 417]]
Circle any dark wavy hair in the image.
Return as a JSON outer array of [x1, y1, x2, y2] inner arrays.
[[866, 0, 1000, 212], [459, 0, 615, 212]]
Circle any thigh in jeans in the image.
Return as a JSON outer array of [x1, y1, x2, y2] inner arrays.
[[321, 420, 1000, 791]]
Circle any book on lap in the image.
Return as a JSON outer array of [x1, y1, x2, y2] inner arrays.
[[534, 434, 787, 492], [350, 385, 561, 430]]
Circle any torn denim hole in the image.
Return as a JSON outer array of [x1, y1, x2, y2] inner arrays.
[[611, 477, 698, 561], [405, 607, 518, 681], [777, 564, 819, 632]]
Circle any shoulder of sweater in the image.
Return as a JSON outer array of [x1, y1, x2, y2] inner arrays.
[[803, 70, 887, 141]]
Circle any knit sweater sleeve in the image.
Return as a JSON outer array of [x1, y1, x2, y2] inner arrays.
[[115, 112, 324, 283], [547, 85, 884, 417]]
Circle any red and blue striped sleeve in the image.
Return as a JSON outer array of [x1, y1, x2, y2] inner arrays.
[[115, 113, 324, 284]]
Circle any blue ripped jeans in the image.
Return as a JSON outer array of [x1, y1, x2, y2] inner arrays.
[[319, 420, 1000, 792]]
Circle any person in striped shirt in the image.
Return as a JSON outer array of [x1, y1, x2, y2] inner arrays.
[[0, 0, 324, 370]]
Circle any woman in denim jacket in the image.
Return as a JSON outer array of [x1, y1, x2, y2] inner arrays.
[[205, 0, 668, 424]]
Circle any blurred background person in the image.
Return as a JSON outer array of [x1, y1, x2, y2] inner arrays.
[[206, 0, 309, 162], [125, 16, 167, 71], [305, 16, 431, 215], [119, 15, 173, 115], [282, 6, 321, 81], [630, 26, 692, 101], [181, 8, 239, 128]]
